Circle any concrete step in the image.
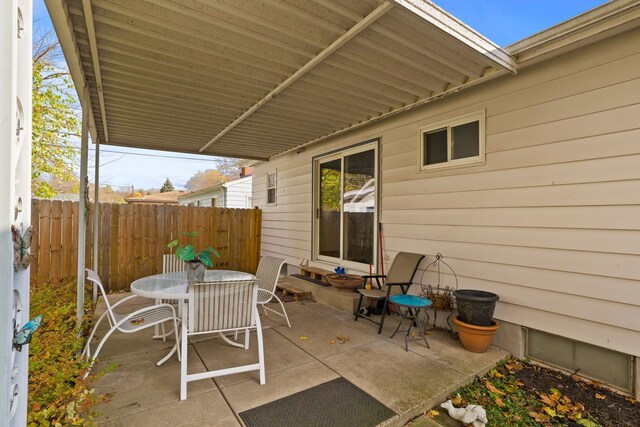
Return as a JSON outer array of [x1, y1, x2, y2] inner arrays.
[[279, 275, 360, 315]]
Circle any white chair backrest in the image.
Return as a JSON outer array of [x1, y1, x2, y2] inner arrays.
[[255, 256, 286, 293], [188, 280, 258, 334], [163, 254, 186, 273], [85, 269, 115, 323]]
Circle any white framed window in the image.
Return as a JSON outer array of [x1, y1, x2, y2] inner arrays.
[[267, 170, 277, 206], [196, 200, 201, 207], [418, 110, 485, 171], [211, 197, 218, 207]]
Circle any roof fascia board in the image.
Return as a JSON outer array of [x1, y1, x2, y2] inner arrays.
[[392, 0, 517, 74], [45, 0, 100, 144], [508, 0, 640, 65], [81, 0, 110, 142], [198, 0, 395, 153]]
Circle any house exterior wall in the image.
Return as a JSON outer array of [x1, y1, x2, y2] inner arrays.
[[179, 188, 225, 207], [253, 26, 640, 359], [224, 176, 253, 208], [178, 177, 252, 208]]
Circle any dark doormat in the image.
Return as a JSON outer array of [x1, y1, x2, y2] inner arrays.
[[239, 378, 395, 427], [291, 273, 331, 287]]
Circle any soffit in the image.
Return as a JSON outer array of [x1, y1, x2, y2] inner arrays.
[[49, 0, 515, 160]]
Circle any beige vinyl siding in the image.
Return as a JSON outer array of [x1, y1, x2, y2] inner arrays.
[[253, 26, 640, 356]]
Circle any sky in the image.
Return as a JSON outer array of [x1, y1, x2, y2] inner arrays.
[[33, 0, 606, 190]]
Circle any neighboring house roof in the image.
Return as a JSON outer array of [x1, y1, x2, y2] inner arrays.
[[125, 190, 186, 205], [177, 176, 252, 201]]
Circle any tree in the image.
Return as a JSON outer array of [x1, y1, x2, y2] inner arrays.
[[215, 158, 240, 180], [185, 169, 227, 191], [32, 30, 79, 198], [160, 178, 175, 193]]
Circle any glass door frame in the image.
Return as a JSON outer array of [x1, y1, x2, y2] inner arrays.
[[312, 138, 379, 271]]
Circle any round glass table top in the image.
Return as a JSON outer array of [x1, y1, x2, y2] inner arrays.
[[130, 270, 255, 300]]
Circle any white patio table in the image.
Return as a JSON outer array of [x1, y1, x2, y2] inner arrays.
[[130, 269, 256, 365]]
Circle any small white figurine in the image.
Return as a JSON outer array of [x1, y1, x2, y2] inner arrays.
[[440, 400, 488, 427]]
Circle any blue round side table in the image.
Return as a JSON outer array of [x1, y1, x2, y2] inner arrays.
[[389, 294, 432, 351]]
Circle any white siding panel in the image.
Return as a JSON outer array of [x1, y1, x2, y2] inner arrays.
[[382, 206, 640, 230], [224, 176, 252, 208], [413, 258, 640, 307], [384, 224, 640, 256], [487, 77, 640, 135], [381, 236, 640, 281], [253, 27, 640, 356], [488, 103, 640, 153], [383, 180, 640, 209], [384, 155, 640, 190]]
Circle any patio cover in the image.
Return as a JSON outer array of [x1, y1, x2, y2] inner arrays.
[[46, 0, 516, 161]]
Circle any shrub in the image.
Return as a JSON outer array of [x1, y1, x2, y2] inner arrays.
[[27, 280, 108, 426]]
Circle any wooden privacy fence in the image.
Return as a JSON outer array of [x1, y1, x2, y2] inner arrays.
[[30, 199, 262, 291]]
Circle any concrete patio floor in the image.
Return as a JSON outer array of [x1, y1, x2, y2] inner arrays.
[[89, 289, 507, 426]]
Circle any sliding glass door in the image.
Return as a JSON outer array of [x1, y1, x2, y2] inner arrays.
[[315, 142, 377, 268]]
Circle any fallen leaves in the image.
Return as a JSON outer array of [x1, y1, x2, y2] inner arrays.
[[504, 361, 523, 372], [576, 419, 599, 427], [425, 409, 439, 418], [483, 379, 505, 395], [329, 335, 350, 344], [426, 357, 633, 427]]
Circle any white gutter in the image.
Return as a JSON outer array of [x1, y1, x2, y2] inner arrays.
[[199, 0, 395, 152], [81, 0, 109, 142], [508, 0, 640, 65], [392, 0, 517, 74]]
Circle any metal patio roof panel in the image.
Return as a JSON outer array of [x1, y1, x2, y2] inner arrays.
[[48, 0, 515, 160]]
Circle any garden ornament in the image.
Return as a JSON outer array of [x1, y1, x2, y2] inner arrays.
[[11, 224, 32, 272], [13, 314, 43, 351], [440, 399, 488, 427]]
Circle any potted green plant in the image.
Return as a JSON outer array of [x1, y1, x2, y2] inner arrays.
[[167, 231, 220, 283]]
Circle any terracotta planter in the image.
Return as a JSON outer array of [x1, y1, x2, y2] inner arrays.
[[453, 316, 500, 353]]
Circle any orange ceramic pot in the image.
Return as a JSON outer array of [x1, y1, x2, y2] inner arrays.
[[454, 316, 500, 353]]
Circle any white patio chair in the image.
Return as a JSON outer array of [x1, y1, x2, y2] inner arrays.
[[255, 256, 291, 328], [181, 279, 265, 400], [82, 269, 180, 378], [153, 254, 186, 339]]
